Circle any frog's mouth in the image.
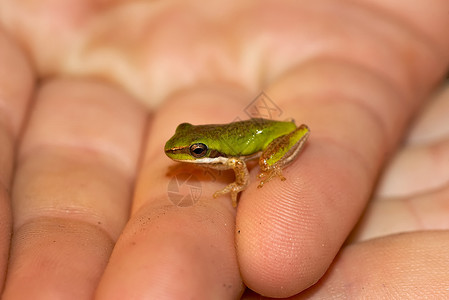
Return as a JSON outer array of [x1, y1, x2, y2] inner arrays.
[[165, 147, 228, 159], [164, 146, 190, 160], [164, 146, 187, 155]]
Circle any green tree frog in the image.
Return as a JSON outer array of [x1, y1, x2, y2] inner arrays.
[[164, 118, 310, 207]]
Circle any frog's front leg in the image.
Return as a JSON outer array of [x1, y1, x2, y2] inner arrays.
[[258, 124, 310, 188], [213, 158, 249, 207]]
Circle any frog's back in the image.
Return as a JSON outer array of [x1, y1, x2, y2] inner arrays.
[[205, 118, 296, 156]]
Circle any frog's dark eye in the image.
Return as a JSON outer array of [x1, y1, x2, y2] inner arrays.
[[189, 143, 208, 158]]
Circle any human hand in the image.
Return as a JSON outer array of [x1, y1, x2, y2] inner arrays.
[[0, 1, 448, 299]]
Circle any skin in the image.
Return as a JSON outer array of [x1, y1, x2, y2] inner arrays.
[[0, 1, 448, 299]]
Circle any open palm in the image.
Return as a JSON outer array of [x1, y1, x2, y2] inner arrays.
[[0, 1, 448, 299]]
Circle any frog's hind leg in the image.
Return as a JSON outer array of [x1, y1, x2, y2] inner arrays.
[[258, 124, 310, 188]]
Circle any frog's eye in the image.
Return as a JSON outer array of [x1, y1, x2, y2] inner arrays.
[[189, 143, 208, 158]]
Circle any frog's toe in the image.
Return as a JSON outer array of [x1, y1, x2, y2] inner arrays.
[[257, 166, 286, 187], [213, 182, 245, 207], [230, 192, 238, 207], [213, 186, 230, 198]]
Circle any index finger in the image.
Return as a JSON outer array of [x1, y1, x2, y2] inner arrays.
[[236, 62, 410, 297], [237, 46, 448, 300], [235, 0, 449, 296]]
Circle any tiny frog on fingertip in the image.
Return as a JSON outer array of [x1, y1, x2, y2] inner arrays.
[[164, 118, 310, 207]]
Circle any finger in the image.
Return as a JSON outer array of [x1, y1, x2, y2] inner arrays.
[[0, 30, 34, 292], [296, 231, 449, 299], [3, 79, 146, 299], [236, 5, 449, 294], [235, 60, 416, 297], [95, 87, 246, 299]]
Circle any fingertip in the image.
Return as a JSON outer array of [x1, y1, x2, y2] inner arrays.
[[236, 189, 333, 297], [96, 203, 244, 299]]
